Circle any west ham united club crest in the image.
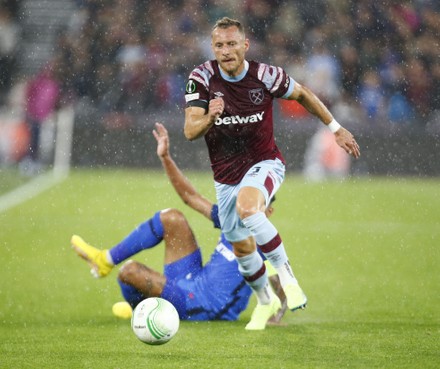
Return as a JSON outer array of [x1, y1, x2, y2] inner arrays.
[[249, 88, 264, 105]]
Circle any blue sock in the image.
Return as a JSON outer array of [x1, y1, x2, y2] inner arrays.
[[117, 279, 145, 309], [109, 211, 164, 264]]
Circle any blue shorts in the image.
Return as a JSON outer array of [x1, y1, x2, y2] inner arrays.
[[161, 248, 204, 320], [161, 238, 252, 321], [214, 159, 285, 242]]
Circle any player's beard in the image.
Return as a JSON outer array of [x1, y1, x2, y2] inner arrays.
[[220, 58, 244, 77]]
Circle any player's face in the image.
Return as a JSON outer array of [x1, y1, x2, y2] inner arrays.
[[211, 26, 249, 77]]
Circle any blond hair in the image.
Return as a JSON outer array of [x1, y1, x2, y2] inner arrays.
[[212, 17, 245, 35]]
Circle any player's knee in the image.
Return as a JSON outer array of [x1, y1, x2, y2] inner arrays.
[[236, 201, 259, 220], [232, 239, 256, 257], [236, 188, 263, 219], [118, 260, 140, 282], [160, 208, 187, 228]]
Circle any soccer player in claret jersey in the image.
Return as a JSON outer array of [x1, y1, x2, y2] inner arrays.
[[184, 17, 360, 330], [71, 123, 286, 323]]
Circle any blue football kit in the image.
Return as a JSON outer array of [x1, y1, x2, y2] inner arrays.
[[161, 232, 252, 320], [116, 205, 252, 321]]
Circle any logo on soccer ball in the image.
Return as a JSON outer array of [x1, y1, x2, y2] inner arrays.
[[186, 80, 196, 93], [249, 88, 264, 105]]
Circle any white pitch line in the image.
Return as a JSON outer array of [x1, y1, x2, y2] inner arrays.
[[0, 106, 74, 213], [0, 171, 67, 213]]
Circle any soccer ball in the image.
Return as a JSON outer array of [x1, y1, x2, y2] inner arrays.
[[131, 297, 180, 345]]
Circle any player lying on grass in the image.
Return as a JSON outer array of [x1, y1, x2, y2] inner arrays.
[[71, 122, 286, 325]]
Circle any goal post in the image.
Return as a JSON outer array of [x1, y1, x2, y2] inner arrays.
[[53, 104, 75, 179]]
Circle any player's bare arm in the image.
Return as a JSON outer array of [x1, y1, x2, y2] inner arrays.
[[288, 82, 360, 158], [184, 98, 224, 141], [153, 122, 213, 220]]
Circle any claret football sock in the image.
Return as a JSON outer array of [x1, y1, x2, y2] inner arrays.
[[236, 250, 273, 304], [109, 211, 164, 264], [242, 212, 307, 311], [242, 212, 298, 287]]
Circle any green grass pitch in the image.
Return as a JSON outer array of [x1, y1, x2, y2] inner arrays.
[[0, 169, 439, 368]]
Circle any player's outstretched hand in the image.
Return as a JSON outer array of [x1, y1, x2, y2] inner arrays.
[[334, 127, 361, 159], [153, 122, 170, 159]]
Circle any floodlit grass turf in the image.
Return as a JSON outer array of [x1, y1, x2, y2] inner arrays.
[[0, 169, 439, 368]]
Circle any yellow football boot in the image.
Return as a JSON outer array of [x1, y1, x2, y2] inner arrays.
[[71, 235, 113, 278]]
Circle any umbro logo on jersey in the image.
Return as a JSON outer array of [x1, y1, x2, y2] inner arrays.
[[249, 88, 264, 105], [214, 91, 224, 98], [215, 112, 264, 125]]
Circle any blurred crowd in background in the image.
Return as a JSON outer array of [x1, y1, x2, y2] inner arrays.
[[1, 0, 440, 126], [0, 0, 439, 173]]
